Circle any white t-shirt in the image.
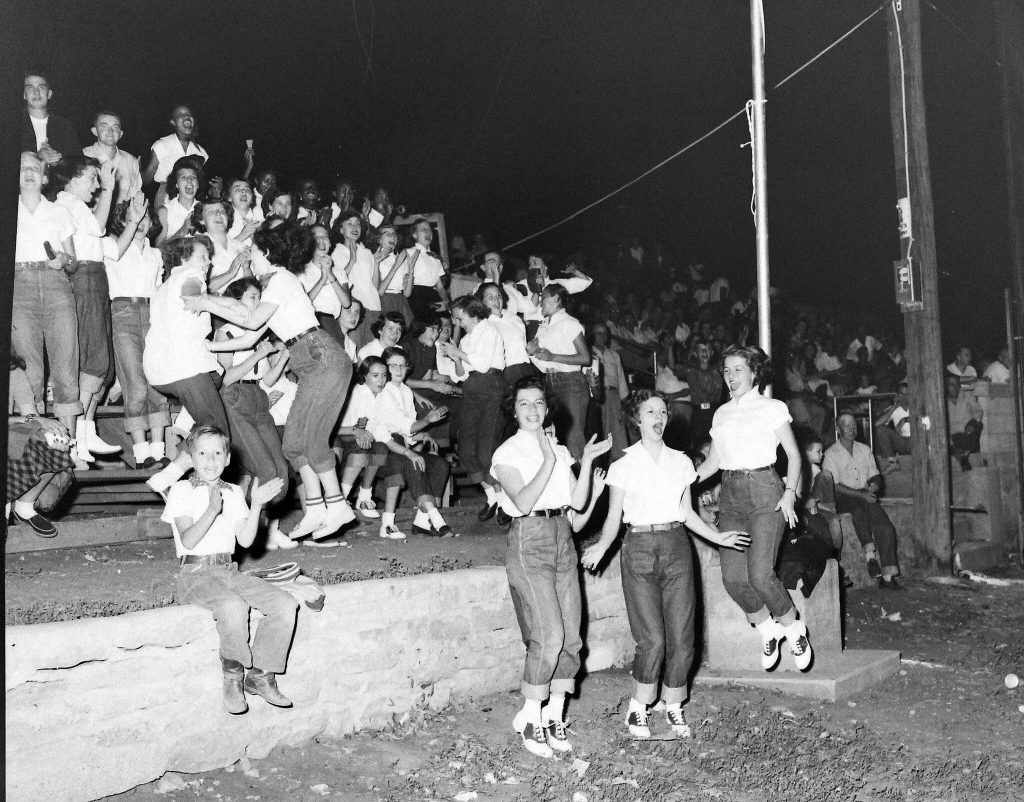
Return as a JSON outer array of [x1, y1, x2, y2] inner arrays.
[[228, 208, 257, 243], [378, 253, 408, 294], [299, 259, 350, 318], [144, 265, 222, 386], [709, 390, 792, 470], [357, 339, 386, 362], [30, 116, 48, 149], [890, 406, 910, 438], [208, 237, 245, 284], [55, 191, 104, 262], [532, 309, 585, 373], [983, 360, 1010, 383], [102, 236, 162, 298], [15, 196, 75, 262], [334, 243, 380, 311], [259, 267, 320, 342], [162, 478, 248, 557], [491, 429, 576, 516], [150, 133, 209, 183], [606, 443, 697, 526], [378, 382, 416, 440], [946, 362, 978, 379]]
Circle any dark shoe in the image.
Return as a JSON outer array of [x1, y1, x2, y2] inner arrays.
[[866, 557, 882, 579], [477, 501, 497, 522], [435, 524, 456, 538], [244, 668, 293, 708], [879, 576, 904, 590], [13, 509, 58, 538], [512, 708, 554, 758], [496, 507, 512, 527], [412, 524, 433, 537], [221, 658, 248, 715]]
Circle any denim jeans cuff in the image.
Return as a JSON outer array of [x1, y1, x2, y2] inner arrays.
[[549, 677, 575, 695], [148, 410, 172, 429], [123, 414, 150, 434], [79, 372, 105, 394], [745, 606, 772, 626], [662, 685, 689, 705], [521, 680, 551, 701], [633, 681, 658, 705], [53, 400, 85, 418]]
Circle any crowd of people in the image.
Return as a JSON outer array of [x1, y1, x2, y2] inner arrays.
[[8, 70, 1015, 753]]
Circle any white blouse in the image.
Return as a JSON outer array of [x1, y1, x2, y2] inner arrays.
[[333, 243, 380, 311], [709, 390, 792, 470], [378, 382, 417, 441], [55, 191, 104, 262], [606, 443, 697, 525], [164, 196, 196, 239], [489, 309, 530, 366], [144, 265, 222, 386], [102, 237, 162, 299], [378, 253, 408, 294], [532, 309, 585, 373], [457, 318, 506, 376], [259, 267, 320, 343], [339, 383, 389, 441], [411, 243, 445, 287], [491, 430, 575, 516]]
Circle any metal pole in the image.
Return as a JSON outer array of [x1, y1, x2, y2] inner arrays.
[[750, 0, 772, 401]]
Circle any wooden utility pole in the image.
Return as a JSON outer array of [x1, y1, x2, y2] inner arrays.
[[886, 0, 953, 572]]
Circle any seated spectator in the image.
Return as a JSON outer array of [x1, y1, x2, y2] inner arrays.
[[874, 380, 910, 473], [823, 413, 900, 589], [945, 372, 983, 471], [874, 340, 907, 393], [845, 326, 881, 364], [946, 345, 977, 380], [785, 351, 827, 437], [800, 432, 842, 552], [982, 345, 1011, 384], [357, 311, 406, 362], [336, 356, 391, 521]]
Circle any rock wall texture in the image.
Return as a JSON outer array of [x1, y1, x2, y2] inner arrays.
[[6, 563, 634, 802]]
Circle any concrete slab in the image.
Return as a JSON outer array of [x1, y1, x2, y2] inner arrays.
[[693, 648, 901, 702]]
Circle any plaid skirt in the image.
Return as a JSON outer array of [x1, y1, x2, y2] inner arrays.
[[7, 438, 75, 505]]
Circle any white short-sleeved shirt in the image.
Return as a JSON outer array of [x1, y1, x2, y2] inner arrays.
[[151, 134, 209, 183], [162, 478, 249, 557], [299, 261, 339, 317], [228, 208, 257, 243], [339, 383, 390, 441], [83, 143, 143, 200], [457, 318, 506, 376], [491, 429, 575, 516], [208, 237, 245, 284], [709, 390, 792, 470], [102, 236, 162, 298], [220, 322, 261, 381], [411, 243, 445, 287], [946, 362, 978, 379], [513, 274, 593, 322], [378, 382, 416, 440], [532, 309, 585, 373], [984, 361, 1010, 383], [606, 443, 697, 525], [16, 196, 76, 262], [490, 309, 530, 366], [357, 339, 385, 362], [259, 267, 320, 342], [55, 191, 104, 263], [164, 196, 196, 238], [334, 243, 380, 311], [378, 253, 408, 294], [144, 265, 222, 386], [890, 406, 910, 438], [822, 440, 879, 491]]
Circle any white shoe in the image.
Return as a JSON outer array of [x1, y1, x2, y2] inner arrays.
[[288, 506, 328, 540], [783, 619, 813, 671], [540, 706, 572, 752], [315, 500, 356, 535], [73, 422, 95, 462], [355, 498, 380, 519], [758, 619, 783, 671], [379, 523, 407, 540], [266, 520, 298, 551], [625, 700, 651, 738], [85, 420, 121, 455], [665, 705, 692, 738], [512, 708, 554, 759]]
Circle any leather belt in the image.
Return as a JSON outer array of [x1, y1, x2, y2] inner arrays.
[[285, 326, 319, 348], [629, 522, 680, 533], [238, 378, 261, 384], [525, 507, 566, 518], [723, 466, 775, 476], [112, 296, 150, 303], [180, 553, 234, 567]]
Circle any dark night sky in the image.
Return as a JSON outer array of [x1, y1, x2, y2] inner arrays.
[[1, 0, 1015, 358]]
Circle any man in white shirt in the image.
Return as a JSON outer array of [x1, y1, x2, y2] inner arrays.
[[983, 346, 1011, 384], [82, 111, 142, 208], [512, 256, 593, 326], [143, 105, 209, 204], [845, 329, 882, 363], [873, 381, 910, 472], [823, 413, 900, 588], [945, 345, 978, 380]]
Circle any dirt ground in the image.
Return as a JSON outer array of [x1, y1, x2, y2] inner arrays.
[[7, 515, 1024, 801]]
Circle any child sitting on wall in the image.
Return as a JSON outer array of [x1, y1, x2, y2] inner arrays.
[[162, 424, 293, 714]]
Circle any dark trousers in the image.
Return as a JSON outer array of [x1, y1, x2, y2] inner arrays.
[[154, 372, 230, 436], [875, 425, 910, 459], [951, 420, 983, 456], [70, 260, 114, 393], [220, 382, 289, 505], [621, 525, 695, 705], [835, 493, 899, 572], [545, 371, 589, 460], [381, 448, 450, 505], [458, 369, 509, 484], [718, 469, 794, 621]]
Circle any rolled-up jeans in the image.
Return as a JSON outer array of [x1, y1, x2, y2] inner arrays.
[[505, 515, 583, 700], [11, 262, 83, 419], [621, 524, 696, 705], [152, 372, 230, 436], [70, 260, 114, 394], [221, 381, 289, 505], [110, 298, 171, 435], [284, 328, 352, 472], [174, 561, 298, 673], [545, 371, 589, 460], [718, 468, 794, 623]]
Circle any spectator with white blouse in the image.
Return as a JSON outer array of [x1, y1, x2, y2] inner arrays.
[[143, 104, 208, 207], [332, 208, 380, 348], [336, 355, 391, 522], [194, 198, 250, 293], [441, 296, 509, 522], [528, 284, 592, 461], [299, 223, 352, 345], [407, 218, 449, 319], [694, 345, 813, 672], [375, 223, 415, 327], [156, 158, 201, 245], [477, 281, 535, 387], [226, 178, 260, 244], [357, 312, 406, 363], [582, 390, 749, 740], [53, 155, 122, 462], [103, 195, 170, 469]]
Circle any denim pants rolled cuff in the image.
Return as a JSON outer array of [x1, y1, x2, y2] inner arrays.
[[633, 680, 659, 706], [123, 413, 151, 435], [53, 400, 85, 418], [521, 680, 552, 701], [148, 409, 172, 430], [79, 371, 105, 395], [662, 685, 689, 705], [745, 606, 772, 626], [550, 677, 575, 695]]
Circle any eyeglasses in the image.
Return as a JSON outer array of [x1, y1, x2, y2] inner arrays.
[[387, 362, 409, 370]]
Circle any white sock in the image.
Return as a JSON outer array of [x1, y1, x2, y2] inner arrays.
[[756, 618, 779, 636], [357, 486, 372, 502], [426, 507, 446, 530], [665, 701, 683, 713], [14, 500, 36, 519], [341, 483, 353, 498], [628, 697, 647, 714], [865, 544, 879, 560], [382, 512, 396, 527], [521, 698, 543, 721], [413, 509, 431, 529], [484, 485, 497, 503], [150, 442, 166, 459], [546, 692, 567, 722], [132, 443, 151, 464]]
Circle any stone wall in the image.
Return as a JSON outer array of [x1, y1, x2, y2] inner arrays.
[[5, 563, 635, 802]]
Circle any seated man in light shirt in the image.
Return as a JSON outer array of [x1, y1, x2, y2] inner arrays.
[[945, 371, 983, 471], [982, 346, 1011, 384], [873, 380, 911, 473], [823, 413, 900, 589]]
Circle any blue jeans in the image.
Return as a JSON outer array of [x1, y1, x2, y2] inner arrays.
[[284, 328, 352, 472], [221, 382, 289, 505], [11, 263, 83, 418], [458, 369, 509, 484], [70, 260, 114, 393], [110, 298, 170, 435], [175, 562, 298, 673], [718, 469, 794, 622], [545, 371, 589, 460], [153, 372, 230, 436], [621, 525, 695, 705], [505, 515, 582, 700]]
